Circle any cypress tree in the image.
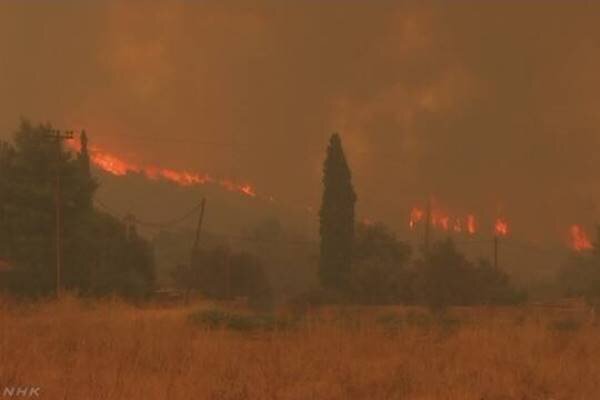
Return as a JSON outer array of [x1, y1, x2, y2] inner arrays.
[[319, 133, 356, 290]]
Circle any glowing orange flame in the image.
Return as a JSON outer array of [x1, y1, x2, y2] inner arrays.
[[433, 213, 450, 231], [569, 225, 592, 251], [90, 152, 132, 176], [408, 203, 476, 235], [409, 207, 424, 230], [453, 218, 462, 233], [466, 214, 476, 234], [361, 217, 375, 226], [67, 140, 257, 197], [494, 218, 509, 236]]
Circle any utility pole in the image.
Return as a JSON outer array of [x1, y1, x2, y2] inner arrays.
[[494, 235, 499, 269], [186, 198, 206, 304], [225, 237, 231, 301], [424, 197, 432, 257], [123, 213, 137, 241], [44, 129, 74, 298], [493, 219, 508, 269], [192, 198, 207, 252]]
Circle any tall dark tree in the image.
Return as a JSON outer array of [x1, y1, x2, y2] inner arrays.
[[319, 133, 356, 290], [0, 120, 155, 298]]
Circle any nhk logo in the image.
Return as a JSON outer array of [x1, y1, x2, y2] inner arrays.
[[2, 387, 40, 398]]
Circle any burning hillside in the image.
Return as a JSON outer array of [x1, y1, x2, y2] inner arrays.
[[66, 138, 257, 197]]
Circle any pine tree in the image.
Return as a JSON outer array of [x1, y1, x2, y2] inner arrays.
[[319, 133, 356, 291]]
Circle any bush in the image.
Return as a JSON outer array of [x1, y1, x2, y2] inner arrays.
[[557, 234, 600, 307], [548, 318, 581, 332], [376, 312, 407, 333], [175, 246, 273, 310], [349, 223, 412, 304], [187, 309, 294, 332], [286, 286, 349, 316], [416, 239, 524, 311], [376, 310, 461, 333]]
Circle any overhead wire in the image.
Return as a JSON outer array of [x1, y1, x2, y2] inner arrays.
[[93, 198, 581, 254]]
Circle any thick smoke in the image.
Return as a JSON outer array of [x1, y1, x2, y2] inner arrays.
[[1, 1, 599, 243]]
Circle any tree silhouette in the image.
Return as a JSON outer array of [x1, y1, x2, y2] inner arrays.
[[319, 133, 356, 291], [349, 222, 412, 304], [417, 238, 524, 311], [0, 120, 154, 297]]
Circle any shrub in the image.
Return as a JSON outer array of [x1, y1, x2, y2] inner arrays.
[[349, 223, 412, 304], [375, 309, 462, 333], [187, 309, 294, 332], [416, 239, 525, 311], [557, 233, 600, 307], [376, 312, 405, 334], [175, 246, 273, 310], [548, 318, 581, 332]]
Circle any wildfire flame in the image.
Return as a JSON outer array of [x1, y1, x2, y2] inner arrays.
[[67, 140, 257, 197], [466, 214, 476, 234], [494, 218, 509, 236], [408, 199, 513, 239], [432, 211, 450, 231], [453, 218, 462, 233], [408, 202, 596, 251], [569, 224, 592, 251], [409, 207, 424, 230], [409, 204, 477, 235]]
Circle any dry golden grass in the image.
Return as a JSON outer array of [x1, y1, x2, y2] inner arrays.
[[1, 295, 599, 400]]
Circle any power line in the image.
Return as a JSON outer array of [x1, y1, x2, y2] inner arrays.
[[94, 199, 204, 229], [96, 133, 246, 147], [94, 199, 123, 219], [135, 203, 204, 229], [93, 198, 581, 254]]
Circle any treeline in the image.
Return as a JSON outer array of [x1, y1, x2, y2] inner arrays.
[[314, 133, 600, 310], [168, 134, 525, 311], [2, 122, 595, 309], [350, 223, 525, 308], [304, 133, 526, 310], [0, 121, 155, 298], [285, 221, 525, 311]]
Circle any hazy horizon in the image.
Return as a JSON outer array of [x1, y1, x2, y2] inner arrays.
[[2, 1, 600, 245]]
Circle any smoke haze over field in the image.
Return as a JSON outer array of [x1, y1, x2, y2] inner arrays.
[[1, 1, 600, 243]]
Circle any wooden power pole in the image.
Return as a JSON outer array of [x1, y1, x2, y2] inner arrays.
[[186, 198, 206, 304], [493, 235, 499, 269], [44, 129, 74, 298], [192, 198, 207, 252], [424, 198, 432, 257], [123, 213, 136, 241]]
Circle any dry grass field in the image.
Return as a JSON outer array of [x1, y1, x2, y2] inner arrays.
[[1, 296, 599, 400]]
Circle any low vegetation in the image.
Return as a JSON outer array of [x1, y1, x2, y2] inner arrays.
[[1, 296, 599, 400], [2, 121, 600, 399], [188, 308, 295, 332]]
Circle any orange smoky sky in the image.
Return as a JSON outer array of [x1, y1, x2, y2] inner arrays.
[[1, 1, 600, 243]]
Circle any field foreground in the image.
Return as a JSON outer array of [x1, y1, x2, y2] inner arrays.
[[0, 297, 599, 400]]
